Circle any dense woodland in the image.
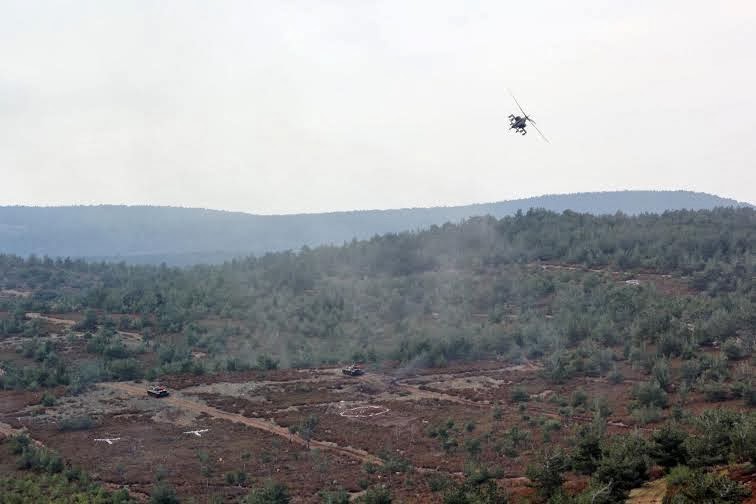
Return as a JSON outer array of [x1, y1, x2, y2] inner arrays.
[[1, 207, 753, 385], [1, 207, 755, 503]]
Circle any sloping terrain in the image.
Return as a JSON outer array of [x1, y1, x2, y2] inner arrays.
[[0, 208, 753, 502], [0, 190, 749, 264]]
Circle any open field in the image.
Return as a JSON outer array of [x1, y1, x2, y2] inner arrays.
[[2, 353, 754, 502]]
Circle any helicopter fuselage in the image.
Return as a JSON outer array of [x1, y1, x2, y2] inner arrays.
[[508, 114, 528, 135]]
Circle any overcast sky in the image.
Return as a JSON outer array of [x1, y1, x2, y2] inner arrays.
[[1, 1, 754, 214]]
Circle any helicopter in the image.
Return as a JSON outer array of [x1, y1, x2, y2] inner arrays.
[[508, 90, 549, 142]]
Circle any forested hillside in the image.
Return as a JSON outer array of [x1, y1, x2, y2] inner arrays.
[[1, 207, 752, 377], [0, 190, 749, 265], [1, 207, 755, 502]]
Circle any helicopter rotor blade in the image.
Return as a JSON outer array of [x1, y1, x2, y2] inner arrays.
[[527, 118, 549, 143], [508, 89, 528, 117]]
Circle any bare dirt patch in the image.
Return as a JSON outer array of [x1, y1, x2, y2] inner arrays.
[[0, 289, 31, 298], [339, 405, 390, 418], [627, 478, 667, 504], [532, 262, 694, 296], [101, 382, 383, 466], [26, 312, 77, 326], [0, 353, 750, 502]]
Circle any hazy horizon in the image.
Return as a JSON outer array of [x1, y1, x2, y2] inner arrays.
[[2, 1, 755, 213], [0, 189, 752, 217]]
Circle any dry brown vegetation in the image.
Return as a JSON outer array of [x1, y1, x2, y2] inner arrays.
[[2, 350, 754, 502]]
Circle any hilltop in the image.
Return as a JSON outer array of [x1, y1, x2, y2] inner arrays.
[[0, 190, 750, 265]]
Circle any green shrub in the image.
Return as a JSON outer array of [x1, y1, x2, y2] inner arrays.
[[685, 409, 742, 467], [380, 452, 411, 473], [225, 470, 248, 485], [593, 396, 613, 419], [702, 382, 730, 402], [593, 434, 650, 501], [58, 415, 95, 432], [244, 480, 290, 504], [570, 389, 588, 408], [10, 434, 31, 454], [665, 467, 750, 503], [666, 465, 693, 485], [722, 338, 748, 361], [744, 383, 756, 407], [320, 488, 350, 504], [543, 419, 562, 432], [730, 381, 749, 399], [465, 438, 482, 458], [504, 426, 529, 448], [501, 445, 518, 458], [608, 366, 624, 384], [256, 354, 279, 370], [651, 424, 689, 468], [360, 486, 391, 504], [492, 405, 502, 420], [651, 359, 671, 390], [0, 472, 134, 503], [463, 462, 502, 486], [109, 358, 143, 380], [659, 332, 684, 357], [443, 437, 459, 453], [526, 449, 567, 500], [680, 359, 702, 385], [427, 473, 451, 492], [40, 392, 56, 407], [571, 426, 602, 475], [150, 483, 179, 504], [510, 387, 529, 403], [632, 406, 663, 425], [442, 480, 507, 504], [17, 447, 63, 474], [633, 382, 668, 409]]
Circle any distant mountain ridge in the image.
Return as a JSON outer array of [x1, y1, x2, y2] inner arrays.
[[0, 190, 750, 265]]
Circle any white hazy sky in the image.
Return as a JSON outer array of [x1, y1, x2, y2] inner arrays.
[[1, 1, 755, 214]]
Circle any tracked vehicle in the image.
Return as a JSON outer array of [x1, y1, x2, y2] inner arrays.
[[342, 364, 365, 377], [147, 384, 169, 398]]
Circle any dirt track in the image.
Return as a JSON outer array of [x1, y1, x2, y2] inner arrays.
[[392, 382, 486, 407], [531, 262, 692, 296], [26, 313, 76, 326], [101, 382, 383, 466], [0, 421, 43, 447], [25, 312, 143, 343], [0, 421, 19, 438], [391, 377, 650, 432], [627, 478, 667, 503]]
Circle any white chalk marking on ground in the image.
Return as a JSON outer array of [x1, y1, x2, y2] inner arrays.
[[183, 429, 210, 437], [339, 405, 390, 418]]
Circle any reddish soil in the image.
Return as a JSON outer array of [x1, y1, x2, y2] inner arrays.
[[103, 381, 383, 466], [730, 466, 756, 503], [24, 414, 371, 502], [1, 347, 753, 502]]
